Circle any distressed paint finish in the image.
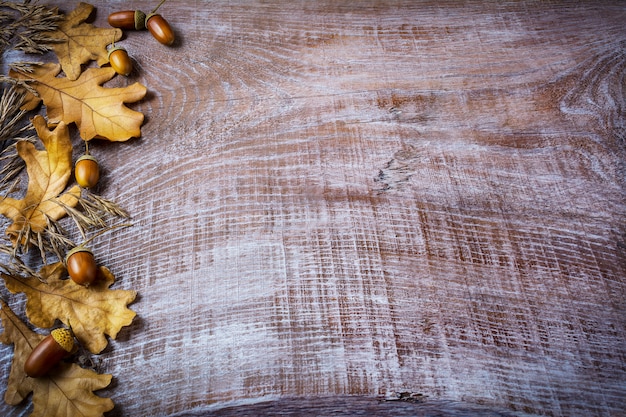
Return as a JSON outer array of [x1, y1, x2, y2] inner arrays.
[[1, 1, 624, 416]]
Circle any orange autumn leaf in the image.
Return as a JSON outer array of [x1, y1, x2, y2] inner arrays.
[[0, 300, 114, 417], [0, 116, 80, 243], [46, 2, 122, 81], [10, 63, 147, 141], [2, 262, 137, 354]]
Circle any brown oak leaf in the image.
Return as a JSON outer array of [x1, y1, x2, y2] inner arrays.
[[10, 63, 147, 141], [0, 116, 80, 243], [0, 300, 114, 417], [46, 2, 122, 81], [1, 262, 137, 354]]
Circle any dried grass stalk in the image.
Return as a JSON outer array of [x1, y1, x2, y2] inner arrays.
[[0, 84, 37, 192], [0, 1, 61, 54], [80, 191, 130, 219], [0, 244, 42, 281]]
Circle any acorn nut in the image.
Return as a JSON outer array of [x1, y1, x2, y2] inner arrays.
[[66, 247, 99, 286], [108, 10, 146, 30], [75, 154, 100, 188], [24, 328, 75, 378], [108, 46, 133, 76], [146, 13, 175, 45]]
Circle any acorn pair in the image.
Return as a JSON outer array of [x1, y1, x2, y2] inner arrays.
[[108, 9, 175, 46]]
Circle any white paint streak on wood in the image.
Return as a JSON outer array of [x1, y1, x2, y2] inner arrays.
[[0, 1, 624, 416]]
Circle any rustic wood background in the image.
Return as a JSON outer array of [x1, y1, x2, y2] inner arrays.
[[1, 1, 625, 416]]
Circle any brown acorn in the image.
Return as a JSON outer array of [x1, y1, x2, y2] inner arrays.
[[146, 13, 175, 45], [65, 247, 99, 286], [74, 154, 100, 188], [108, 46, 133, 76], [108, 10, 146, 30], [24, 328, 75, 378]]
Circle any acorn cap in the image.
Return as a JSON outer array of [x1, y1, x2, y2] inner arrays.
[[65, 246, 92, 263], [134, 9, 147, 30], [51, 328, 75, 353], [107, 45, 127, 60], [145, 12, 168, 26], [76, 154, 98, 163]]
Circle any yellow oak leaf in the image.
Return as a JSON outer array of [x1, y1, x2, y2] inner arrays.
[[0, 116, 80, 243], [10, 63, 147, 141], [2, 262, 137, 354], [46, 2, 122, 81], [0, 300, 114, 417]]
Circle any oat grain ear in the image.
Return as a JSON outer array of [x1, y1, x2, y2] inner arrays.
[[0, 1, 61, 54]]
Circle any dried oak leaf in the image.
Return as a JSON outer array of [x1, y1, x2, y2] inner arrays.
[[0, 300, 114, 417], [46, 2, 122, 81], [10, 63, 147, 141], [0, 116, 80, 243], [2, 262, 137, 354]]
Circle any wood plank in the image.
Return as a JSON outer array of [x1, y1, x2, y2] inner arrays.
[[0, 1, 624, 416]]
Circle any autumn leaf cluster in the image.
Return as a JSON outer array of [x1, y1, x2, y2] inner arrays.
[[10, 3, 146, 142], [0, 2, 146, 416]]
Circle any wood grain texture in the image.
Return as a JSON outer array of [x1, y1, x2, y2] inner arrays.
[[1, 1, 624, 416]]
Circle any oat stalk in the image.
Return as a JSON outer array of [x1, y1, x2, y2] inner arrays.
[[0, 0, 62, 54], [0, 83, 36, 192], [0, 243, 42, 281], [6, 189, 130, 265]]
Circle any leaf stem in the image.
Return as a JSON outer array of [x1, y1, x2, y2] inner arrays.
[[150, 0, 169, 14]]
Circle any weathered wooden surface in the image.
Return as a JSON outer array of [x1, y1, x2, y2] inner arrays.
[[1, 1, 625, 416]]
